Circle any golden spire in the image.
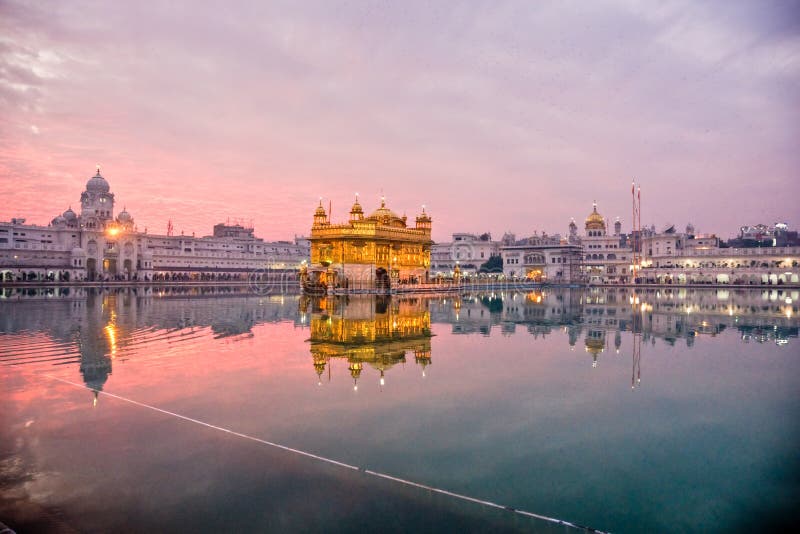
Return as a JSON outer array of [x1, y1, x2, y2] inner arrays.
[[350, 192, 364, 221]]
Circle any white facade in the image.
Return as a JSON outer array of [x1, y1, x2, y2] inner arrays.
[[0, 168, 310, 283], [640, 229, 799, 285], [431, 233, 500, 275], [500, 241, 583, 282], [578, 203, 634, 284]]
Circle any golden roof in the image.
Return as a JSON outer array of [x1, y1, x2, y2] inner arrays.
[[585, 202, 605, 229], [314, 201, 327, 217], [367, 197, 406, 227], [585, 337, 605, 355]]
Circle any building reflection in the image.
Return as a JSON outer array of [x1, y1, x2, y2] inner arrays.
[[77, 292, 116, 405], [1, 285, 797, 396], [304, 295, 432, 389]]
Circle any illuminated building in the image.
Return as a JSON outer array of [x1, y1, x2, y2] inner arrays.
[[0, 167, 309, 282], [574, 201, 800, 286], [306, 196, 432, 291], [499, 229, 583, 282], [637, 223, 800, 285], [306, 295, 432, 387], [579, 202, 634, 284]]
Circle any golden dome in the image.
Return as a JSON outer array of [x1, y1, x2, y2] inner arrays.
[[585, 202, 605, 230], [314, 200, 327, 217], [367, 197, 406, 227], [585, 338, 605, 355]]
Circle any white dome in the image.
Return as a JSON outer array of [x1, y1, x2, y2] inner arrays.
[[117, 208, 132, 222], [86, 169, 110, 193], [63, 207, 77, 220]]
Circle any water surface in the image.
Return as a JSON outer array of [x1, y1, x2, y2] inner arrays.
[[1, 286, 798, 532]]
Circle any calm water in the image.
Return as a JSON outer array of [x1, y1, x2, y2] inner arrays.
[[1, 286, 798, 533]]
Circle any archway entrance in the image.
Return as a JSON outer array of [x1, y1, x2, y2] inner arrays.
[[375, 267, 390, 290], [103, 258, 118, 276], [87, 258, 97, 281]]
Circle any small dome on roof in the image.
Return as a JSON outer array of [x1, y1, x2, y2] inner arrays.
[[350, 196, 363, 215], [117, 207, 132, 222], [63, 207, 77, 220], [416, 205, 431, 223]]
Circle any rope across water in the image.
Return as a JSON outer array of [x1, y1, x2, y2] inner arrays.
[[44, 373, 608, 533]]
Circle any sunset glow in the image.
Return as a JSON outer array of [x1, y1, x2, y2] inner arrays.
[[1, 1, 798, 240]]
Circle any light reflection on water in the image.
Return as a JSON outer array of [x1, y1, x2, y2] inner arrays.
[[1, 286, 798, 533]]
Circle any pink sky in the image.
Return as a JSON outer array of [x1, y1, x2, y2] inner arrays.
[[1, 1, 798, 242]]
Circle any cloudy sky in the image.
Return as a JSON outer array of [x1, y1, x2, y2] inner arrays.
[[1, 0, 798, 241]]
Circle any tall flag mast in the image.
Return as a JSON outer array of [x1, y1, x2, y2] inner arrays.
[[632, 181, 642, 282]]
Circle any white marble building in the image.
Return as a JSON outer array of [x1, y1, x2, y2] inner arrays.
[[639, 225, 799, 285], [431, 232, 500, 275], [0, 168, 309, 282], [577, 203, 634, 284], [500, 237, 583, 283]]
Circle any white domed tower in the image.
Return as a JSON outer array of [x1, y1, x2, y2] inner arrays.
[[568, 218, 578, 243], [116, 206, 134, 231], [63, 207, 78, 228], [80, 166, 115, 228]]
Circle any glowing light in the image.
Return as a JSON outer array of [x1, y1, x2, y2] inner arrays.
[[107, 227, 120, 237], [104, 324, 117, 357]]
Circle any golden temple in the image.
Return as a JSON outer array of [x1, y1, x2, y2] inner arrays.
[[303, 196, 432, 292], [305, 295, 432, 388]]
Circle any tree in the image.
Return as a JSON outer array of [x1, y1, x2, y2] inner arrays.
[[479, 255, 503, 273]]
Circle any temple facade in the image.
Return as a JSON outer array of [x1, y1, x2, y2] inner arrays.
[[306, 196, 432, 290]]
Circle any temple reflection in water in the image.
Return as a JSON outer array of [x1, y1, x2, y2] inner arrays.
[[1, 285, 797, 396], [303, 295, 432, 389]]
